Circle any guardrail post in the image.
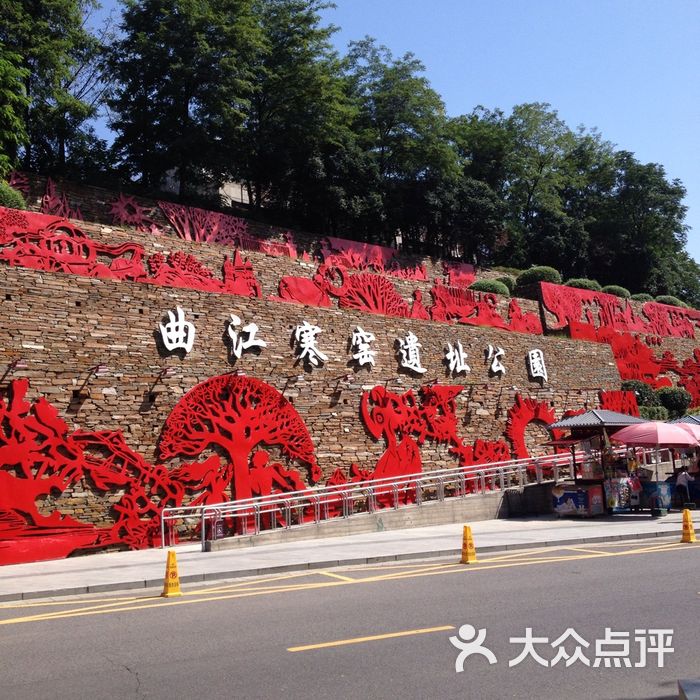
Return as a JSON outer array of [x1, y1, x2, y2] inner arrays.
[[553, 464, 559, 484], [200, 506, 207, 551], [535, 460, 542, 484], [479, 471, 486, 493], [518, 466, 524, 493], [499, 469, 505, 491], [437, 477, 445, 502], [416, 481, 423, 506]]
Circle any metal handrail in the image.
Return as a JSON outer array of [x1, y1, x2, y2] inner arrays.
[[160, 446, 630, 549]]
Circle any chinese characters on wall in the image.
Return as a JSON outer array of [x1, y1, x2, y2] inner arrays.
[[158, 306, 548, 380]]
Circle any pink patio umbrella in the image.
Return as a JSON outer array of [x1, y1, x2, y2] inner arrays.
[[612, 422, 700, 481]]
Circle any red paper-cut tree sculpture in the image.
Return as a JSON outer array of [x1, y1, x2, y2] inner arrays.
[[41, 177, 82, 220], [159, 201, 249, 246], [158, 375, 321, 506], [598, 390, 640, 417], [315, 264, 413, 318]]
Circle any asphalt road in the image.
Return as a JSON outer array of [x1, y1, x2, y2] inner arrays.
[[0, 538, 698, 700]]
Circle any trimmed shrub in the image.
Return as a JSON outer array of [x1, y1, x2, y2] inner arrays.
[[564, 278, 602, 292], [601, 285, 631, 299], [0, 181, 26, 210], [639, 405, 669, 421], [515, 266, 562, 287], [469, 279, 510, 297], [655, 295, 688, 308], [621, 380, 659, 407], [631, 293, 654, 303], [655, 387, 692, 418], [495, 275, 515, 293]]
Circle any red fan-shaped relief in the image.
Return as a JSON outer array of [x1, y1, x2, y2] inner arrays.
[[505, 394, 562, 463], [316, 264, 414, 318]]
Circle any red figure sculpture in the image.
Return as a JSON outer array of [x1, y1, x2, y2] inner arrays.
[[270, 275, 332, 307], [41, 177, 83, 220]]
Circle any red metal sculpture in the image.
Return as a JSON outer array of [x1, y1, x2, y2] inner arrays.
[[270, 275, 332, 307], [109, 193, 161, 234], [159, 201, 249, 246], [8, 171, 30, 199], [0, 375, 322, 564], [0, 207, 147, 280], [41, 177, 83, 220], [443, 261, 476, 288], [598, 391, 640, 417], [505, 394, 562, 462], [541, 282, 700, 340], [316, 265, 414, 318]]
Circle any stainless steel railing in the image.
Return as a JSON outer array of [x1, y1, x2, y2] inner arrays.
[[160, 448, 605, 550]]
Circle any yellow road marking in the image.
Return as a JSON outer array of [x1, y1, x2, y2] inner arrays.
[[318, 571, 355, 582], [1, 541, 697, 626], [287, 625, 455, 652], [566, 547, 616, 556]]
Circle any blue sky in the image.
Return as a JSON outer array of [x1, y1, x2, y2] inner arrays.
[[96, 0, 700, 263]]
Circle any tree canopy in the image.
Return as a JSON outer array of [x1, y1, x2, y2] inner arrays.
[[1, 0, 697, 306]]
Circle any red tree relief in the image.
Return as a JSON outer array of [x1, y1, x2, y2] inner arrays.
[[158, 375, 321, 504], [316, 265, 414, 318], [159, 201, 249, 246], [598, 390, 640, 416], [505, 394, 562, 462]]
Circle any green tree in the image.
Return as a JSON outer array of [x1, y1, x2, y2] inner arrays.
[[109, 0, 262, 195], [341, 37, 456, 248], [228, 0, 351, 225], [0, 0, 101, 172], [0, 45, 29, 176]]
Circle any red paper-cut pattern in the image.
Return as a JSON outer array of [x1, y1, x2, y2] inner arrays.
[[269, 275, 332, 307], [321, 236, 397, 271], [41, 177, 83, 220], [159, 201, 249, 246], [316, 265, 414, 318], [109, 193, 161, 234], [443, 261, 476, 288], [237, 230, 297, 259], [451, 439, 511, 468], [0, 375, 322, 564], [8, 171, 30, 198], [506, 299, 543, 334], [0, 207, 147, 280], [429, 279, 542, 334], [0, 206, 262, 298], [598, 391, 640, 417], [505, 394, 562, 463], [541, 282, 700, 340]]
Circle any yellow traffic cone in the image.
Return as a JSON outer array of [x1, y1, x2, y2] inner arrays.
[[460, 525, 478, 564], [681, 509, 696, 544], [161, 549, 183, 597]]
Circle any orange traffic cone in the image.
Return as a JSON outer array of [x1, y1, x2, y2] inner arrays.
[[161, 550, 183, 597], [460, 525, 478, 564], [681, 509, 696, 544]]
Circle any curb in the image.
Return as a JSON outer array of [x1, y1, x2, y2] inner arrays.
[[0, 528, 682, 603]]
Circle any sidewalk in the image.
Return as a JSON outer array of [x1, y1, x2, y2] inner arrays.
[[0, 512, 690, 602]]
